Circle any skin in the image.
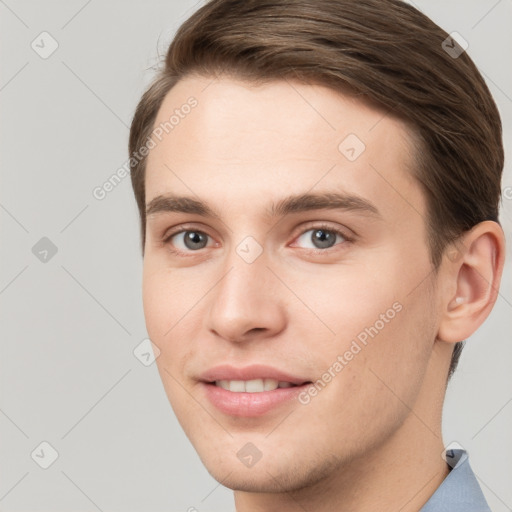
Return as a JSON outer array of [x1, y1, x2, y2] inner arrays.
[[142, 75, 505, 511]]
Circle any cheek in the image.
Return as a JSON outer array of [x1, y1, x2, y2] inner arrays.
[[298, 296, 436, 461], [142, 259, 192, 338], [142, 263, 190, 374], [297, 261, 401, 345], [302, 254, 436, 418], [142, 268, 198, 421], [142, 261, 210, 386]]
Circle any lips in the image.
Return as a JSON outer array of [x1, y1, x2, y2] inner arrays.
[[198, 364, 312, 417]]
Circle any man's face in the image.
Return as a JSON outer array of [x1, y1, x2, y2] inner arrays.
[[142, 75, 441, 491]]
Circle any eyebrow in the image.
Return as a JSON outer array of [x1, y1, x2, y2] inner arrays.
[[145, 192, 381, 220]]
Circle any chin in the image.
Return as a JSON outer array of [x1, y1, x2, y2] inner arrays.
[[206, 464, 300, 493], [216, 472, 283, 493], [197, 444, 343, 494]]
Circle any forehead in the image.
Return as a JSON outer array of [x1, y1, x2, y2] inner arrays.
[[144, 75, 424, 224]]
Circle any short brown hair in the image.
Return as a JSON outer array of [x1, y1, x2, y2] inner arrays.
[[129, 0, 504, 379]]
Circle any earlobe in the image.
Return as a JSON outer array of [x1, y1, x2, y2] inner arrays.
[[437, 221, 505, 343]]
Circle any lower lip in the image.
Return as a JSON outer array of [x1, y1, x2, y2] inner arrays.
[[201, 382, 309, 417]]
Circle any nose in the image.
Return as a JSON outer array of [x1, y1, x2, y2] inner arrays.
[[204, 247, 287, 343]]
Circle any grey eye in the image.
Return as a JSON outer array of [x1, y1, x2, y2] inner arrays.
[[173, 231, 210, 251], [296, 228, 345, 250]]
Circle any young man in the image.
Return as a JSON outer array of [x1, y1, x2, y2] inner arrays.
[[129, 0, 506, 510]]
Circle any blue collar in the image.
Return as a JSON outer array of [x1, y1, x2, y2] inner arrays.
[[420, 449, 490, 511]]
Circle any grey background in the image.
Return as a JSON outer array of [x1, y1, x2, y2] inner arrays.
[[0, 0, 511, 510]]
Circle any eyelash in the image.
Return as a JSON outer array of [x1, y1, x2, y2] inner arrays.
[[162, 223, 354, 257]]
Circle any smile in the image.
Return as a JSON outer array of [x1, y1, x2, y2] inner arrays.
[[199, 364, 312, 417]]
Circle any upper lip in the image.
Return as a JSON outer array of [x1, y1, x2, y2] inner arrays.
[[199, 364, 310, 385]]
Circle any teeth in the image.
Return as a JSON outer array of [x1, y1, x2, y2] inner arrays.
[[230, 380, 246, 392], [246, 379, 268, 392], [214, 379, 297, 392], [264, 379, 278, 391]]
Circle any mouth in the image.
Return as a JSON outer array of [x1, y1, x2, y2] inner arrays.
[[198, 365, 313, 417]]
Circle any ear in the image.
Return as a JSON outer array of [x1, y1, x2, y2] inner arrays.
[[437, 221, 506, 343]]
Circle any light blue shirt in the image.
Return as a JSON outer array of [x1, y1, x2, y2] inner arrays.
[[420, 449, 491, 511]]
